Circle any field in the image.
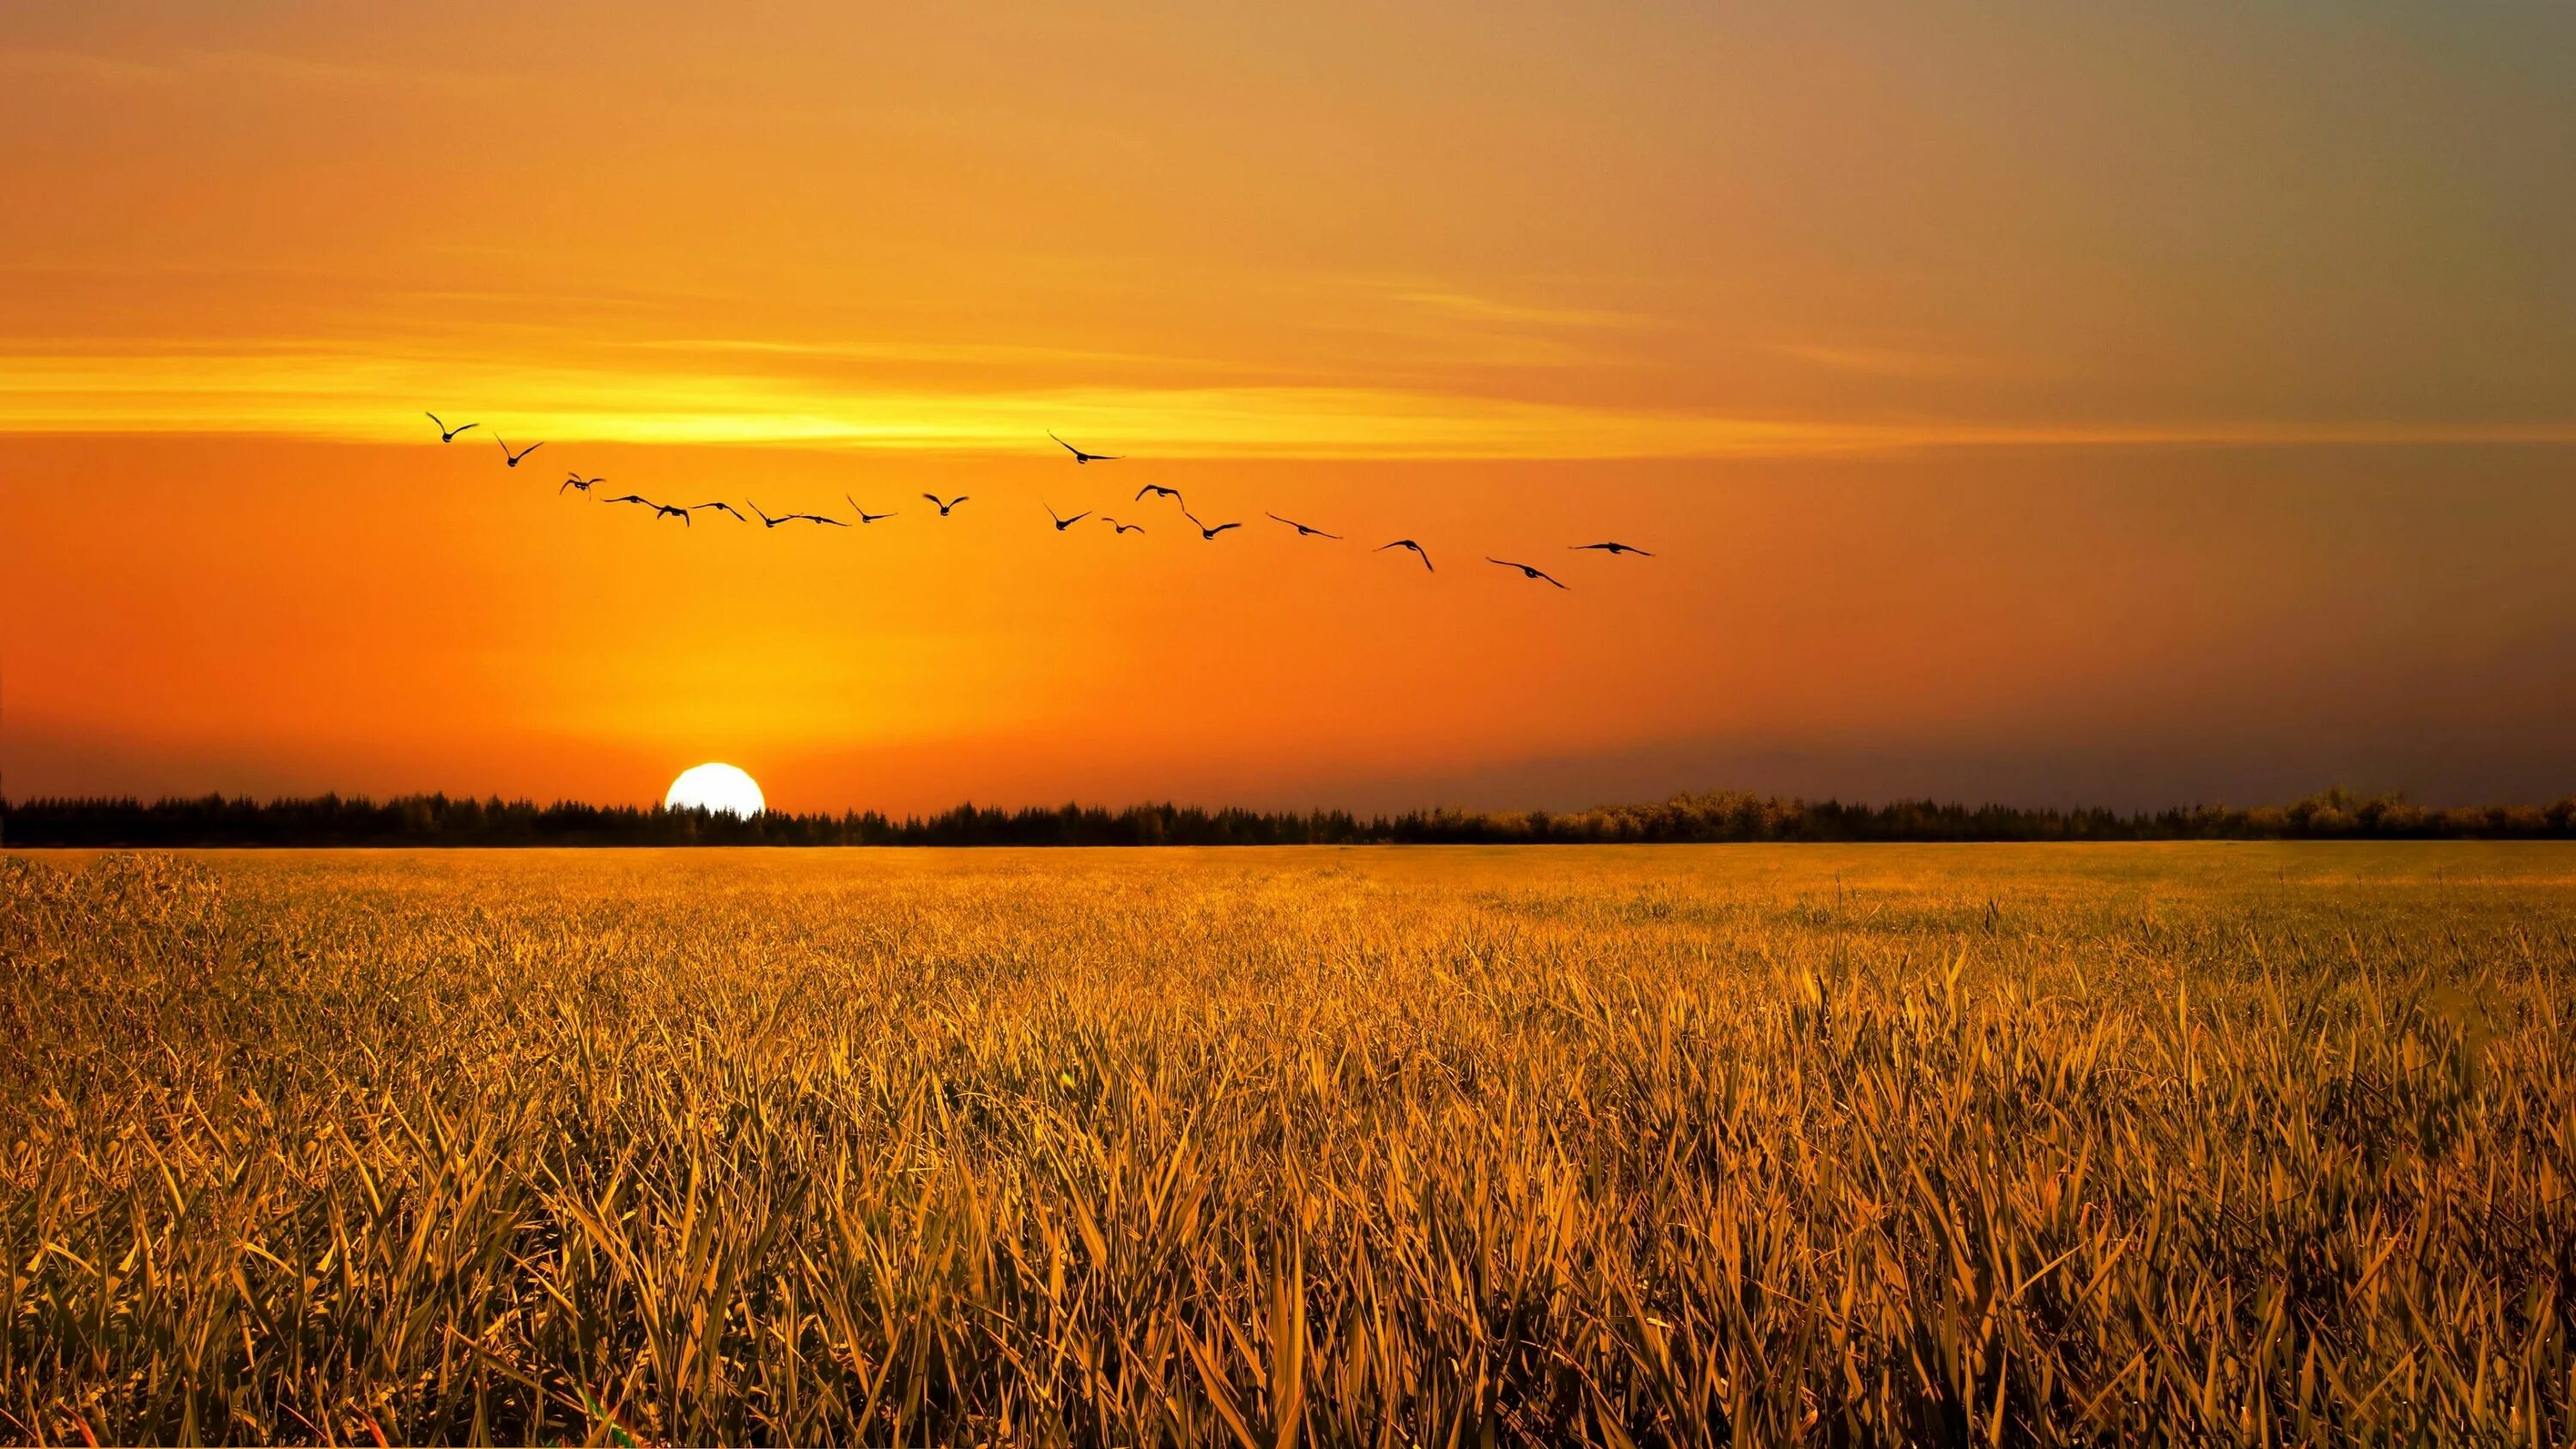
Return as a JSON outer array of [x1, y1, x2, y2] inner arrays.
[[3, 845, 2571, 1446]]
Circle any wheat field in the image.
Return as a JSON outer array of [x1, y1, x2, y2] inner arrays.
[[2, 845, 2569, 1446]]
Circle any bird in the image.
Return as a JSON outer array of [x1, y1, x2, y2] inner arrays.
[[845, 495, 897, 524], [1489, 557, 1569, 589], [427, 412, 477, 443], [1053, 433, 1121, 464], [1104, 518, 1146, 534], [1134, 483, 1186, 506], [750, 500, 848, 527], [1182, 511, 1240, 540], [1377, 539, 1434, 572], [601, 494, 690, 525], [1571, 542, 1655, 557], [1267, 512, 1341, 539], [923, 494, 969, 516], [689, 501, 747, 523], [1048, 506, 1091, 531], [496, 436, 543, 468], [560, 473, 605, 494]]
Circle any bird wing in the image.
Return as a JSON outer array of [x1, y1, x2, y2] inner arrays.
[[519, 441, 542, 458], [426, 412, 445, 431], [923, 494, 943, 506], [1067, 511, 1091, 524], [603, 494, 647, 505], [1541, 571, 1567, 588], [1211, 522, 1240, 535], [1052, 433, 1081, 458], [1137, 485, 1162, 501]]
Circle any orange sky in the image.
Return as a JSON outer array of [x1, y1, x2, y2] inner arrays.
[[4, 3, 2573, 812]]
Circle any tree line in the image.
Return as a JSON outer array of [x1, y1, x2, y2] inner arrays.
[[5, 786, 2573, 848]]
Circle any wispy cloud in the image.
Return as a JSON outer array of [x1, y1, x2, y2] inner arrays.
[[3, 344, 2571, 457], [0, 45, 500, 93], [1769, 342, 1997, 379]]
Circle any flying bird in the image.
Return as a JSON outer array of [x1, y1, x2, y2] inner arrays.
[[1267, 512, 1341, 539], [1377, 539, 1434, 572], [1052, 433, 1121, 464], [1134, 483, 1186, 506], [1488, 557, 1569, 589], [601, 494, 689, 524], [1182, 511, 1240, 540], [845, 495, 898, 524], [560, 473, 605, 494], [1104, 518, 1146, 534], [1571, 542, 1655, 557], [1048, 506, 1091, 531], [427, 412, 477, 442], [750, 500, 848, 527], [923, 494, 969, 516], [495, 436, 543, 468], [689, 501, 747, 522]]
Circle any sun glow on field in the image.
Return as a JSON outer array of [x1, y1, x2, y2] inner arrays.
[[664, 762, 764, 817]]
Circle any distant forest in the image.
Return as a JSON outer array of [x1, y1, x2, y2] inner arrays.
[[5, 787, 2574, 848]]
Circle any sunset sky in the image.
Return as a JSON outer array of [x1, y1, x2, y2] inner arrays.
[[5, 2, 2573, 813]]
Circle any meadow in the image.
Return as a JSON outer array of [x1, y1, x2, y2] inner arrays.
[[2, 844, 2569, 1446]]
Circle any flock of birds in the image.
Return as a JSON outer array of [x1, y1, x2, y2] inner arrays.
[[423, 412, 1655, 588]]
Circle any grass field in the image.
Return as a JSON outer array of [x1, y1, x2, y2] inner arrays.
[[3, 845, 2571, 1445]]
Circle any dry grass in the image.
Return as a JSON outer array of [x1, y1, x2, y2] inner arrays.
[[3, 844, 2571, 1446]]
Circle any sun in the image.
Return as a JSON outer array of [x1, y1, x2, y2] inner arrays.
[[665, 762, 765, 817]]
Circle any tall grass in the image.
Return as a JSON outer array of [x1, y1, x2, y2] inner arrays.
[[3, 845, 2570, 1445]]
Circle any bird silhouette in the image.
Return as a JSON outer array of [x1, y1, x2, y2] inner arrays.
[[1489, 557, 1569, 589], [602, 494, 688, 524], [560, 473, 605, 494], [1104, 518, 1146, 534], [845, 495, 897, 524], [1048, 506, 1091, 531], [1182, 510, 1240, 540], [689, 501, 747, 523], [1377, 539, 1434, 572], [496, 436, 543, 468], [1134, 483, 1186, 506], [1571, 542, 1655, 557], [427, 412, 477, 442], [1267, 512, 1341, 539], [750, 500, 848, 528], [1052, 433, 1121, 464], [923, 493, 969, 516]]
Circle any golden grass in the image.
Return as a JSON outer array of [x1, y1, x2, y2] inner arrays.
[[3, 844, 2571, 1445]]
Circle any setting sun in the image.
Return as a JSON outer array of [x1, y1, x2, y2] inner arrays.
[[664, 763, 764, 817]]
